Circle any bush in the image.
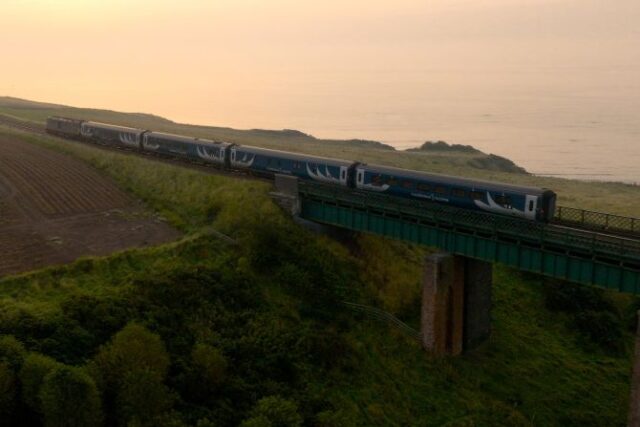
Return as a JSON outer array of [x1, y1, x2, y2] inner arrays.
[[192, 343, 227, 387], [248, 396, 302, 427], [19, 352, 63, 412], [39, 366, 103, 427], [61, 294, 132, 344], [0, 335, 26, 370], [0, 362, 17, 420], [116, 369, 173, 426], [574, 310, 625, 354], [240, 415, 273, 427], [542, 280, 625, 352], [543, 281, 615, 314], [89, 322, 170, 392]]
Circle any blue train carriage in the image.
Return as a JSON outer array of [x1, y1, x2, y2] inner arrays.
[[46, 117, 84, 138], [80, 121, 146, 149], [355, 164, 557, 221], [230, 145, 353, 186], [142, 132, 232, 166]]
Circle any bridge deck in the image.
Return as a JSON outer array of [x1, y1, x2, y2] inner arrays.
[[298, 181, 640, 294]]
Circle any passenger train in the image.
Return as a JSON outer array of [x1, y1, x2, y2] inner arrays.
[[46, 116, 557, 222]]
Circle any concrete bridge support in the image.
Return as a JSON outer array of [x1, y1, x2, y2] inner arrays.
[[421, 253, 492, 356], [270, 174, 301, 216]]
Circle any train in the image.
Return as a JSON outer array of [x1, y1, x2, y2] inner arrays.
[[45, 116, 557, 222]]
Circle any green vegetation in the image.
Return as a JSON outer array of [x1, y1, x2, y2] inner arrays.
[[0, 99, 639, 426]]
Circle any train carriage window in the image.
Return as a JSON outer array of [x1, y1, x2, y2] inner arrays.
[[372, 175, 383, 186], [470, 191, 484, 200], [494, 195, 512, 208], [402, 180, 414, 189], [388, 177, 399, 186], [452, 188, 466, 198], [417, 183, 432, 192], [435, 186, 448, 195], [529, 200, 534, 211], [341, 170, 346, 180]]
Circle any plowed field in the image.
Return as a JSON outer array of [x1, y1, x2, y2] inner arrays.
[[0, 132, 181, 277]]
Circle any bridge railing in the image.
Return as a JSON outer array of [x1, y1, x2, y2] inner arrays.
[[298, 181, 640, 266], [554, 206, 639, 237]]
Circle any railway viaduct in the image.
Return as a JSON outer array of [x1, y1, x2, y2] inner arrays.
[[271, 174, 640, 356]]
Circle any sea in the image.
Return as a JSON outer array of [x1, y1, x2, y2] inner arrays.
[[170, 65, 639, 185]]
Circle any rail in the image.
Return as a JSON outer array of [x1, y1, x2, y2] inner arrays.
[[553, 206, 639, 238]]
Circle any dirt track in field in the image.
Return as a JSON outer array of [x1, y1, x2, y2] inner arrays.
[[0, 132, 181, 277]]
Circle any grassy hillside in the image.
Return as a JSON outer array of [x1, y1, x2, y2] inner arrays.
[[0, 125, 638, 426]]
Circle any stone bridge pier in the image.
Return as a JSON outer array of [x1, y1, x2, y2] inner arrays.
[[421, 253, 493, 356]]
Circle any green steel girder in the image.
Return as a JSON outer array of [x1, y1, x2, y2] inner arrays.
[[298, 182, 640, 294]]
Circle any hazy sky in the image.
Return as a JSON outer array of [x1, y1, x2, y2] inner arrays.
[[2, 0, 639, 135]]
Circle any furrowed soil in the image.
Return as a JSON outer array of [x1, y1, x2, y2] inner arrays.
[[0, 132, 181, 277]]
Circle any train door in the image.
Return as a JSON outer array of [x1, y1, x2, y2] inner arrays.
[[339, 166, 348, 186], [355, 168, 364, 189], [524, 195, 537, 220], [540, 190, 557, 222], [230, 148, 237, 166]]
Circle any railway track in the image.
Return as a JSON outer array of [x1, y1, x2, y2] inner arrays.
[[0, 114, 259, 182], [1, 113, 638, 242], [0, 114, 47, 134]]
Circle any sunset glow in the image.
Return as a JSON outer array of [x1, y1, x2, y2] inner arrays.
[[2, 0, 638, 137]]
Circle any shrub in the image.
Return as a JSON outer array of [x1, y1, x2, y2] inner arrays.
[[543, 281, 615, 314], [19, 352, 63, 412], [0, 335, 27, 370], [89, 322, 170, 392], [116, 369, 173, 426], [192, 343, 228, 387], [240, 415, 273, 427], [195, 419, 218, 427], [39, 366, 103, 427], [0, 361, 17, 420], [573, 310, 625, 354], [248, 396, 302, 427]]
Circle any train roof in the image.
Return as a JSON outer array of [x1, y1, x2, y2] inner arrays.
[[359, 163, 553, 195], [83, 121, 146, 133], [234, 145, 355, 166], [48, 116, 84, 124], [146, 131, 233, 147]]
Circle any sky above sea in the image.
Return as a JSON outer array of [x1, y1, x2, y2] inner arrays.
[[2, 0, 639, 183]]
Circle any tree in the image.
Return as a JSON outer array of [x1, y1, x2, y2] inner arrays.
[[248, 396, 302, 427], [116, 368, 172, 427], [19, 352, 63, 413], [39, 366, 102, 427], [88, 322, 170, 392], [0, 335, 26, 370], [240, 416, 272, 427], [0, 362, 17, 420], [88, 323, 172, 426], [191, 343, 227, 387]]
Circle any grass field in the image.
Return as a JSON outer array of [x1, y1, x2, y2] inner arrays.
[[0, 98, 639, 426]]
